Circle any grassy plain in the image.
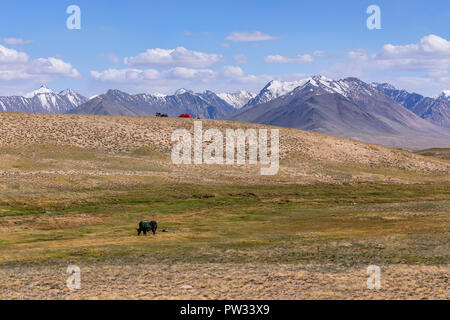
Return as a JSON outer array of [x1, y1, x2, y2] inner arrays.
[[0, 113, 448, 299]]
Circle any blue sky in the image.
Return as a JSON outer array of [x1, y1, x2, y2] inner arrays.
[[0, 0, 448, 96]]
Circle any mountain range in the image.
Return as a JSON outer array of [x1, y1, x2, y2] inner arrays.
[[230, 76, 450, 149], [0, 86, 87, 114], [374, 83, 450, 129], [217, 90, 256, 109], [1, 77, 449, 149], [69, 89, 238, 119]]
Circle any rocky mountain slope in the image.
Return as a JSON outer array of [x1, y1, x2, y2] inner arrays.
[[374, 83, 450, 129], [0, 85, 86, 113], [70, 89, 236, 119], [245, 79, 310, 107], [217, 90, 256, 108], [1, 77, 449, 149], [230, 77, 450, 149]]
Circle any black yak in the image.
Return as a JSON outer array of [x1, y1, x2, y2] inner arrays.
[[137, 221, 157, 236]]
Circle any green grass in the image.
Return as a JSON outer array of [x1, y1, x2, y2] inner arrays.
[[0, 183, 448, 267], [414, 148, 450, 161]]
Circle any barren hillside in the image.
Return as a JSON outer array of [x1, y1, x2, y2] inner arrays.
[[0, 113, 449, 186]]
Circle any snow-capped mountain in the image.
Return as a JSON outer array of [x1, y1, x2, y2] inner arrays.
[[439, 90, 450, 100], [374, 83, 450, 129], [0, 85, 87, 113], [244, 76, 450, 130], [372, 83, 424, 109], [174, 88, 193, 95], [231, 76, 450, 149], [2, 78, 450, 149], [244, 75, 377, 108], [217, 91, 256, 109], [59, 89, 87, 107], [71, 89, 235, 119], [245, 79, 311, 107], [24, 85, 55, 98]]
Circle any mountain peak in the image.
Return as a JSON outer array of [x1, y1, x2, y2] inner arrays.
[[372, 82, 397, 91], [311, 75, 332, 82], [59, 88, 76, 96], [439, 90, 450, 99], [174, 88, 194, 95], [246, 77, 317, 107], [24, 85, 55, 98], [106, 89, 128, 96], [2, 86, 86, 113], [217, 90, 256, 109], [265, 78, 311, 94]]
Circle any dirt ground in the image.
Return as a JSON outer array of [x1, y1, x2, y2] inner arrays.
[[0, 261, 447, 300]]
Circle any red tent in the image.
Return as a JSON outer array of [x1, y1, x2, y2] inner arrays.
[[178, 114, 193, 118]]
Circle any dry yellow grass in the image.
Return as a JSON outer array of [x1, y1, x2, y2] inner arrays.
[[0, 112, 448, 187], [0, 112, 448, 300], [0, 262, 447, 300]]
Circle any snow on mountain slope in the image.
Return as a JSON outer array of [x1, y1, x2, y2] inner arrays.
[[24, 85, 55, 98], [71, 88, 236, 119], [307, 76, 380, 99], [231, 76, 450, 149], [440, 90, 450, 99], [245, 75, 371, 108], [217, 90, 256, 108], [245, 79, 311, 107], [375, 83, 450, 129], [174, 88, 193, 95], [0, 85, 87, 113], [59, 89, 87, 107], [153, 93, 167, 99]]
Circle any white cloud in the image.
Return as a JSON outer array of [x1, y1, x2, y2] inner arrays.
[[264, 54, 314, 64], [89, 64, 312, 95], [90, 67, 215, 83], [90, 68, 160, 82], [3, 38, 33, 45], [221, 66, 245, 78], [90, 66, 244, 83], [324, 35, 450, 96], [225, 31, 279, 42], [0, 45, 79, 78], [124, 47, 223, 68], [29, 57, 80, 77], [234, 54, 248, 64], [0, 45, 29, 65], [346, 34, 450, 72], [90, 65, 262, 94], [379, 34, 450, 58], [0, 69, 30, 81], [164, 67, 215, 80], [0, 45, 80, 94]]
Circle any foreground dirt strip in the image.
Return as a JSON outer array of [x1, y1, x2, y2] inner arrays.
[[0, 262, 448, 299]]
